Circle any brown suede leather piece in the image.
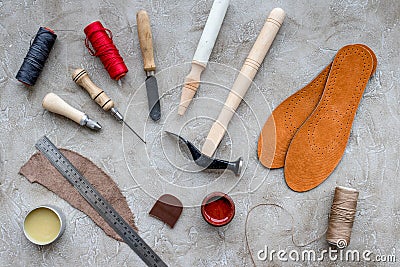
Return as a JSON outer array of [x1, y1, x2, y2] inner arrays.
[[258, 44, 376, 169], [284, 45, 375, 192], [19, 149, 138, 241]]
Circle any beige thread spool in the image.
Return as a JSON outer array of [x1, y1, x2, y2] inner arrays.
[[326, 186, 359, 248]]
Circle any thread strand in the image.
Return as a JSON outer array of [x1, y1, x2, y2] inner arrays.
[[245, 186, 359, 265], [84, 21, 128, 80], [326, 186, 358, 247]]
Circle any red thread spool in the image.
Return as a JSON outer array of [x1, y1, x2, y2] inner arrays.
[[201, 192, 235, 227], [84, 21, 128, 80]]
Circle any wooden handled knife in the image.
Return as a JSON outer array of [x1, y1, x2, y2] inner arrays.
[[137, 10, 161, 121]]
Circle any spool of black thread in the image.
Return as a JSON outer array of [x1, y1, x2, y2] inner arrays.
[[16, 27, 57, 86]]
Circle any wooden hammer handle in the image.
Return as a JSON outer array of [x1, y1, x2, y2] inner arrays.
[[202, 8, 285, 157], [72, 68, 115, 111], [137, 10, 156, 72]]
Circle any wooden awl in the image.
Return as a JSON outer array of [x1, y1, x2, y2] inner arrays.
[[42, 93, 101, 130], [72, 68, 146, 143]]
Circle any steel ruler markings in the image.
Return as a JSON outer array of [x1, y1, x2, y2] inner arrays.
[[35, 136, 167, 267]]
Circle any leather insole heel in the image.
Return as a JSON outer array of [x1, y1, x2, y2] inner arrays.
[[284, 44, 375, 192]]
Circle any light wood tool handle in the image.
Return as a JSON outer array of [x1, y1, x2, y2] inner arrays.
[[192, 0, 230, 66], [137, 10, 155, 72], [178, 0, 230, 116], [202, 8, 285, 157], [72, 68, 115, 111], [42, 93, 84, 124]]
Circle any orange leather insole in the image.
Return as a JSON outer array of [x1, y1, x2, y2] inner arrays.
[[284, 45, 375, 192], [258, 44, 376, 169]]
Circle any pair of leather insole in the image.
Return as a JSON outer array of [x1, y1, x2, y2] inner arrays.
[[258, 44, 377, 192]]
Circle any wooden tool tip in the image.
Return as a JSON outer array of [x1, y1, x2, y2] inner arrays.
[[268, 8, 285, 25], [178, 105, 187, 116], [178, 62, 205, 115], [42, 92, 53, 107], [178, 83, 198, 115], [71, 68, 86, 81], [137, 10, 148, 17]]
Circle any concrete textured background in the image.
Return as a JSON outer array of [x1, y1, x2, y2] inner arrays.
[[0, 0, 399, 266]]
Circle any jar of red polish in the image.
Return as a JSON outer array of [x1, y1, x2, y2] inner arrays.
[[201, 192, 235, 227]]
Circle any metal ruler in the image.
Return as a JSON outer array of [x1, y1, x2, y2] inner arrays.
[[35, 136, 167, 267]]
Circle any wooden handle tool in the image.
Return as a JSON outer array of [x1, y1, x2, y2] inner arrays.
[[201, 8, 285, 157], [178, 0, 230, 115], [42, 93, 101, 130], [72, 68, 115, 111], [137, 10, 161, 121], [72, 68, 146, 143], [137, 10, 155, 73]]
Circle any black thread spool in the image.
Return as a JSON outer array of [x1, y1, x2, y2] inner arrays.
[[16, 27, 57, 86]]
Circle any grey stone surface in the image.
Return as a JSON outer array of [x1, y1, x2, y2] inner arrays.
[[0, 0, 399, 266]]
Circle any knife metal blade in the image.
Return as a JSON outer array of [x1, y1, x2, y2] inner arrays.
[[145, 74, 161, 121]]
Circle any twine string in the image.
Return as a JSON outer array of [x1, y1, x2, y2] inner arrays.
[[245, 187, 358, 266], [84, 21, 128, 80], [16, 27, 57, 86], [326, 186, 358, 246]]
